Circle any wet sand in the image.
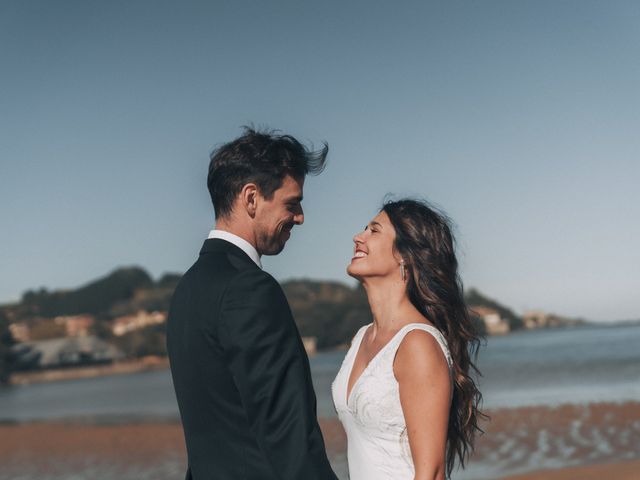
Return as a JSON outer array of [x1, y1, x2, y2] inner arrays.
[[501, 459, 640, 480], [473, 401, 640, 478], [1, 401, 639, 479]]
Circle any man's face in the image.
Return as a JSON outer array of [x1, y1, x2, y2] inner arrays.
[[254, 175, 305, 256]]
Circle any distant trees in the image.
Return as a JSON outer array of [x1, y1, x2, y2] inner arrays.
[[283, 280, 372, 349], [20, 267, 153, 317], [0, 309, 15, 384], [12, 267, 179, 323]]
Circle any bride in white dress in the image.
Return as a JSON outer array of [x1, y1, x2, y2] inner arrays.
[[332, 199, 484, 480]]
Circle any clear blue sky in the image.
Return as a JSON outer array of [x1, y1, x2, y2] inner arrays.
[[2, 1, 638, 321]]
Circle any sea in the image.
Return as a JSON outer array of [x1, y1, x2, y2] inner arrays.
[[1, 322, 639, 479]]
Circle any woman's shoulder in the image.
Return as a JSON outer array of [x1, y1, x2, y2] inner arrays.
[[400, 323, 448, 348], [393, 323, 453, 376]]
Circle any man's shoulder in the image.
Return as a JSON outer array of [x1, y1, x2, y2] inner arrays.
[[180, 248, 278, 293], [224, 267, 282, 297], [216, 267, 292, 316]]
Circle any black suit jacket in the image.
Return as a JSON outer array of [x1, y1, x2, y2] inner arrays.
[[167, 239, 337, 480]]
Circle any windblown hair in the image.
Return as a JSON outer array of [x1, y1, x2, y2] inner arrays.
[[207, 126, 328, 218], [382, 198, 486, 478]]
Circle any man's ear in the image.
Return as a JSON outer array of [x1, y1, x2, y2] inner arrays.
[[239, 183, 259, 218]]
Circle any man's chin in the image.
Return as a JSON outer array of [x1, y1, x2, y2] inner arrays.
[[260, 241, 287, 256]]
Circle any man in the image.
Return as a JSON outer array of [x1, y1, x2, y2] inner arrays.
[[167, 127, 338, 480]]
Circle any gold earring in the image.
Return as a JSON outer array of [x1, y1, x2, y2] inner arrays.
[[400, 260, 406, 282]]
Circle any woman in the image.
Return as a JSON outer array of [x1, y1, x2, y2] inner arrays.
[[332, 199, 484, 480]]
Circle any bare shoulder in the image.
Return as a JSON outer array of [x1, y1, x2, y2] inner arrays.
[[394, 328, 450, 382]]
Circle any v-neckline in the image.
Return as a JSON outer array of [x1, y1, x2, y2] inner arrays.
[[345, 323, 412, 406]]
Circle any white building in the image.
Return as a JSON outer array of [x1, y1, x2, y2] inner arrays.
[[471, 306, 510, 335], [112, 311, 166, 336]]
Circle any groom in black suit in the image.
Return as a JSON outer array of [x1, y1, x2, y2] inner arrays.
[[167, 128, 337, 480]]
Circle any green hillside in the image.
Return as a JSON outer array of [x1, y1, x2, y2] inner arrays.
[[1, 267, 525, 357], [18, 267, 153, 317]]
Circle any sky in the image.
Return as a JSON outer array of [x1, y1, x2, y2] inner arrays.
[[1, 0, 638, 322]]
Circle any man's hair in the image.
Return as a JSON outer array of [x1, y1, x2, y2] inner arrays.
[[207, 127, 328, 218]]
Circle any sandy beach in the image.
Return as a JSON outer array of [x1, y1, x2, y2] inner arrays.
[[501, 459, 640, 480], [1, 401, 639, 479]]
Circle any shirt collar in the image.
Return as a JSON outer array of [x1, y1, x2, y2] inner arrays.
[[207, 229, 262, 269]]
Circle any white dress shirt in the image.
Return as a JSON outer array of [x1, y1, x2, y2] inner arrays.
[[207, 229, 262, 269]]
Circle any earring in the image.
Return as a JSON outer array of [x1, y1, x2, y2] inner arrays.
[[400, 259, 406, 282]]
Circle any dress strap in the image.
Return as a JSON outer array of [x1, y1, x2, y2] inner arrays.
[[349, 323, 371, 354], [355, 323, 371, 341]]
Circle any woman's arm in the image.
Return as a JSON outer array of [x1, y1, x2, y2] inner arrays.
[[394, 330, 452, 480]]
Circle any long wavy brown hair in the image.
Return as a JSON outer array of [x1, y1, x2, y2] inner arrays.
[[382, 198, 486, 478]]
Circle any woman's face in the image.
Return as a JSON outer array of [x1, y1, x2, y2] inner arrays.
[[347, 210, 401, 281]]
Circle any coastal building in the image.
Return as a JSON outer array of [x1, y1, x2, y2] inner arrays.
[[301, 336, 317, 356], [54, 315, 94, 337], [112, 310, 166, 336], [8, 322, 30, 342], [471, 306, 510, 335], [523, 310, 549, 329], [522, 310, 583, 329]]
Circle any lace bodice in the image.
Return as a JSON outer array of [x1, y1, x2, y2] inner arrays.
[[331, 323, 453, 480]]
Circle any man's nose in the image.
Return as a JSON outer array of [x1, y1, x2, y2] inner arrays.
[[294, 207, 304, 225]]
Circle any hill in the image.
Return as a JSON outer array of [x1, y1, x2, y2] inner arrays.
[[282, 280, 371, 349], [2, 266, 559, 354], [465, 288, 524, 330], [17, 267, 153, 318]]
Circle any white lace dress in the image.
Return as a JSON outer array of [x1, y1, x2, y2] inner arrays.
[[331, 323, 453, 480]]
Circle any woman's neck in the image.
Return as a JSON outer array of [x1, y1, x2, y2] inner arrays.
[[361, 278, 421, 339]]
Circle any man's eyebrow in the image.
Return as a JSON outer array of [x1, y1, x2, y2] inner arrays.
[[287, 195, 303, 202], [369, 221, 383, 229]]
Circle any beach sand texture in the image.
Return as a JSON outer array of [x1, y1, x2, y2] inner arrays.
[[502, 459, 640, 480], [1, 401, 639, 479]]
